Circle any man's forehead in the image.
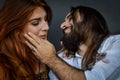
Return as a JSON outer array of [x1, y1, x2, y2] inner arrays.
[[73, 10, 82, 22], [75, 11, 81, 22], [65, 11, 82, 22], [65, 12, 71, 19]]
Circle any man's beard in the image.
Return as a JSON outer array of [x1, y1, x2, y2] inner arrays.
[[61, 31, 80, 53]]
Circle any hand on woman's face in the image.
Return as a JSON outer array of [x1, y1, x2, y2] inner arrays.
[[23, 7, 49, 40], [24, 32, 56, 63]]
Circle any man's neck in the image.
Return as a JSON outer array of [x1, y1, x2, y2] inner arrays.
[[78, 44, 87, 56]]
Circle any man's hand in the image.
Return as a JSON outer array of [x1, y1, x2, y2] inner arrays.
[[24, 32, 56, 63]]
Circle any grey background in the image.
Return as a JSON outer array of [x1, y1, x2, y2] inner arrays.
[[0, 0, 120, 50]]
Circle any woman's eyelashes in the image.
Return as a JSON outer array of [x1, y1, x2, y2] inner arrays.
[[30, 16, 48, 26], [44, 16, 48, 22], [31, 20, 39, 26]]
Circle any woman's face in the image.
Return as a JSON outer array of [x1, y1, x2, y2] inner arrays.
[[23, 7, 49, 40]]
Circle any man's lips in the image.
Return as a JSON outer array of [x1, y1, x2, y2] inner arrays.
[[63, 27, 69, 31], [63, 26, 69, 30], [63, 27, 71, 32]]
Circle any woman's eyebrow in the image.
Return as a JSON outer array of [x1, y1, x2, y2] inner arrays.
[[29, 18, 41, 22]]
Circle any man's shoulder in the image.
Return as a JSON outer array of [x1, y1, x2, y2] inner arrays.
[[107, 34, 120, 41], [102, 34, 120, 47]]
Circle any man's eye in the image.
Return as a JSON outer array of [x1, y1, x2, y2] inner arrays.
[[31, 22, 39, 26], [68, 17, 72, 21]]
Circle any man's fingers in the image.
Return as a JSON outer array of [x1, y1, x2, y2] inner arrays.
[[25, 40, 42, 60], [25, 40, 38, 54], [24, 33, 39, 47], [27, 32, 53, 46], [28, 32, 41, 45]]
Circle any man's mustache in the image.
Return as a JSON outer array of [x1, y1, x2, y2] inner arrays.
[[62, 26, 71, 33]]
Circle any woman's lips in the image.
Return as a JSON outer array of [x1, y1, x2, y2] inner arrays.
[[39, 35, 47, 39]]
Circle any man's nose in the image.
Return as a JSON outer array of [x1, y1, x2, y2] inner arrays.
[[60, 22, 66, 30]]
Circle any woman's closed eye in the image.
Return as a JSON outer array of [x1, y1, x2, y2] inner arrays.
[[31, 20, 39, 26], [29, 18, 41, 26]]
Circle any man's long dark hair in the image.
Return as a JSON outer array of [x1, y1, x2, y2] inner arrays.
[[68, 6, 110, 70]]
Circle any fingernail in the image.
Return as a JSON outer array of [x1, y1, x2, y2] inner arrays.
[[24, 34, 27, 36], [28, 32, 31, 35]]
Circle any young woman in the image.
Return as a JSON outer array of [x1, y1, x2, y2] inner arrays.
[[0, 0, 52, 80]]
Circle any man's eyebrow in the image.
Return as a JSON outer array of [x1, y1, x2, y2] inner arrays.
[[65, 13, 72, 21], [29, 18, 41, 22], [66, 14, 71, 19]]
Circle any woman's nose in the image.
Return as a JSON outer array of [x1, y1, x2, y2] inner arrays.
[[41, 22, 49, 31]]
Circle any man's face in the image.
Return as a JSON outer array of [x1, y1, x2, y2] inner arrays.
[[60, 13, 73, 35], [60, 12, 80, 53]]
